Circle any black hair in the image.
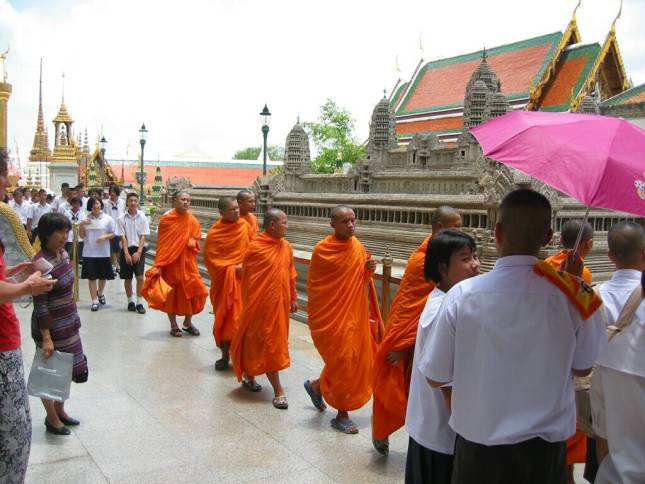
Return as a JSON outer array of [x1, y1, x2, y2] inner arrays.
[[424, 228, 477, 283], [561, 219, 593, 247], [38, 212, 72, 248], [126, 192, 139, 200], [87, 196, 103, 212], [0, 149, 7, 174], [109, 184, 121, 196], [70, 196, 82, 206]]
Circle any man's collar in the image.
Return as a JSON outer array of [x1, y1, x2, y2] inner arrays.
[[493, 255, 538, 269]]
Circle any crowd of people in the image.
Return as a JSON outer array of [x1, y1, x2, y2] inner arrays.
[[1, 145, 644, 483]]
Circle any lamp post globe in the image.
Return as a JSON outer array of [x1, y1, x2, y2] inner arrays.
[[138, 123, 147, 203], [259, 104, 271, 176]]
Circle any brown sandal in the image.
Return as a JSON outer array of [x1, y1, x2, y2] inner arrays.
[[170, 327, 183, 337]]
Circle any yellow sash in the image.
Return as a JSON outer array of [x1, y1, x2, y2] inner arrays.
[[533, 261, 602, 320]]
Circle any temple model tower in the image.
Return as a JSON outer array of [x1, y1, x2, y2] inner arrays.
[[49, 78, 79, 188], [28, 59, 52, 187]]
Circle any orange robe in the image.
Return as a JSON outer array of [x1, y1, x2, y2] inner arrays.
[[231, 232, 297, 380], [372, 236, 435, 441], [240, 213, 259, 239], [204, 218, 253, 347], [545, 249, 592, 284], [143, 209, 207, 316], [545, 249, 591, 464], [308, 235, 384, 411]]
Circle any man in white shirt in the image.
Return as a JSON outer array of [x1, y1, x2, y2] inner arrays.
[[104, 185, 125, 275], [9, 188, 30, 227], [599, 221, 645, 326], [76, 184, 89, 213], [115, 192, 150, 314], [26, 188, 53, 243], [590, 222, 645, 483], [422, 189, 606, 484], [64, 197, 86, 262], [592, 273, 644, 484], [405, 229, 480, 484], [53, 182, 69, 213]]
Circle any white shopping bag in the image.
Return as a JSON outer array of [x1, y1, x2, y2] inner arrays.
[[27, 349, 73, 402]]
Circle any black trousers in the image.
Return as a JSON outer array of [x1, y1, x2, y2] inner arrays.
[[452, 435, 566, 484], [405, 436, 453, 484]]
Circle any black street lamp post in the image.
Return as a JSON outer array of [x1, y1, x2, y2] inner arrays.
[[138, 123, 147, 203], [259, 104, 271, 176], [99, 136, 107, 185]]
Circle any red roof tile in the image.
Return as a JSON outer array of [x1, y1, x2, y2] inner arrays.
[[396, 117, 464, 136], [122, 166, 262, 187]]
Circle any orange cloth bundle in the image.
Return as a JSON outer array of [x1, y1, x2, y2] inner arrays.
[[231, 233, 297, 380], [534, 260, 601, 320], [308, 235, 383, 411], [545, 249, 592, 284], [143, 209, 207, 315], [204, 219, 253, 347], [372, 237, 435, 441]]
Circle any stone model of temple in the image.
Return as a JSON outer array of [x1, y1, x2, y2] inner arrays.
[[158, 8, 642, 282]]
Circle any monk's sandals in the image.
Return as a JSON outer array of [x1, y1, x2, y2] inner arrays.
[[272, 395, 288, 410], [372, 437, 389, 456]]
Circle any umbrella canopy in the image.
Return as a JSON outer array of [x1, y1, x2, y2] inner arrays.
[[471, 111, 645, 217]]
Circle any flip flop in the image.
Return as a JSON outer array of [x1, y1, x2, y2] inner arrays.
[[372, 437, 389, 456], [272, 395, 288, 410], [304, 380, 326, 412], [169, 328, 183, 337], [242, 379, 262, 392], [182, 325, 200, 336], [331, 418, 358, 434]]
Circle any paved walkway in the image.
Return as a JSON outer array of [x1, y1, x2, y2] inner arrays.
[[16, 280, 408, 483]]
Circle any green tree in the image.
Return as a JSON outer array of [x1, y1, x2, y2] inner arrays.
[[233, 145, 285, 161], [303, 99, 365, 174]]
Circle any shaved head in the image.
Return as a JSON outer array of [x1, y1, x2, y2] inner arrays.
[[497, 189, 553, 256], [608, 221, 645, 268], [431, 206, 461, 234], [263, 208, 285, 230], [561, 219, 593, 248], [218, 196, 235, 211], [331, 205, 353, 222], [236, 190, 254, 202]]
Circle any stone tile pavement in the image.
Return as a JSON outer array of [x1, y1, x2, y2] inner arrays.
[[15, 279, 588, 483]]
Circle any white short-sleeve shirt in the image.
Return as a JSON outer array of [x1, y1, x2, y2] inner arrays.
[[599, 269, 642, 326], [81, 212, 115, 258], [406, 288, 456, 454], [9, 200, 30, 224], [115, 210, 150, 247], [420, 255, 607, 446], [28, 202, 53, 228], [104, 197, 125, 222], [64, 209, 87, 243]]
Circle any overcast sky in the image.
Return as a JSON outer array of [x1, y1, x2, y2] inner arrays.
[[1, 0, 643, 162]]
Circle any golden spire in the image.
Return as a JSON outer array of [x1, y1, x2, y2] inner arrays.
[[53, 72, 73, 124], [29, 58, 51, 162]]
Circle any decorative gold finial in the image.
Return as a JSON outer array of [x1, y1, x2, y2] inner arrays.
[[0, 45, 9, 82], [382, 246, 393, 268]]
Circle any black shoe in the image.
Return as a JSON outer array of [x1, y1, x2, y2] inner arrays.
[[45, 419, 71, 435], [91, 303, 99, 312], [128, 302, 136, 312], [98, 294, 106, 305], [136, 304, 146, 314], [59, 415, 80, 426]]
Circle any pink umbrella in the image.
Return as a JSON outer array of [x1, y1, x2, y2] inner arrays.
[[471, 111, 645, 218]]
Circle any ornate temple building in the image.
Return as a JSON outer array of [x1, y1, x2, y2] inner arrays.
[[162, 6, 640, 284]]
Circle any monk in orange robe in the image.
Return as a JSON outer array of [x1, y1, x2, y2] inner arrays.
[[545, 218, 593, 482], [204, 196, 253, 371], [231, 209, 298, 409], [371, 206, 462, 455], [237, 190, 258, 237], [305, 205, 384, 434], [143, 190, 208, 337]]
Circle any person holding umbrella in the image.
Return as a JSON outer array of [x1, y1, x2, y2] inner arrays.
[[421, 189, 606, 483]]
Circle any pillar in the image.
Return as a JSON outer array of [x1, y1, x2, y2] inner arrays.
[[0, 81, 11, 150]]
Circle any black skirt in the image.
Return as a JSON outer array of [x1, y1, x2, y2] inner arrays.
[[405, 437, 454, 484], [81, 257, 115, 280]]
